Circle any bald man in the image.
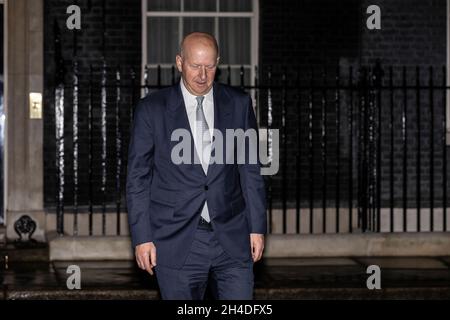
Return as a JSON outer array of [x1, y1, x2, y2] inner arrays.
[[126, 32, 267, 300]]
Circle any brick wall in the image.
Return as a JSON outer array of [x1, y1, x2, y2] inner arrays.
[[44, 0, 141, 209], [43, 0, 449, 210], [258, 0, 448, 208]]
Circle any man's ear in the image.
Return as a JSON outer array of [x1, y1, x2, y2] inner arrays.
[[175, 55, 183, 72], [216, 56, 220, 66]]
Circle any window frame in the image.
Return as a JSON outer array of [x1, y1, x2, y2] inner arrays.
[[141, 0, 259, 88]]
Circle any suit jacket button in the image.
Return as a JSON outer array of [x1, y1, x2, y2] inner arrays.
[[204, 185, 208, 191]]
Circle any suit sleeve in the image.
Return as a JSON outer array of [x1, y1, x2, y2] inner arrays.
[[238, 96, 267, 234], [126, 99, 155, 247]]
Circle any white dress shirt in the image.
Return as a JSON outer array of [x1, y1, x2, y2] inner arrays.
[[180, 79, 214, 221]]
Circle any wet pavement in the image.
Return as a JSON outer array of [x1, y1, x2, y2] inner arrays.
[[1, 250, 450, 299]]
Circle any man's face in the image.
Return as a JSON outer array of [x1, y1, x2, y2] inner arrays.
[[176, 42, 218, 96]]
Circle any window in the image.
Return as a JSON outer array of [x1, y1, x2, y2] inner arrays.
[[142, 0, 258, 87]]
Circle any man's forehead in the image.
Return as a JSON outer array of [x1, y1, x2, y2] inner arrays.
[[182, 49, 218, 63], [183, 42, 216, 54], [181, 35, 218, 58]]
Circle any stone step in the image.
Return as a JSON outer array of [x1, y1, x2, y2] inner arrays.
[[0, 242, 49, 264], [3, 287, 450, 300], [48, 233, 450, 261], [2, 258, 450, 300]]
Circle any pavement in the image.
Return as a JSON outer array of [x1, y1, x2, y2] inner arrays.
[[1, 243, 450, 300]]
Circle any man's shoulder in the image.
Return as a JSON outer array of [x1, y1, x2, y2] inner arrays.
[[215, 82, 249, 101], [140, 85, 175, 106], [137, 84, 181, 116]]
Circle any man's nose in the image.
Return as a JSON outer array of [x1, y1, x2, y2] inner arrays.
[[199, 67, 207, 80]]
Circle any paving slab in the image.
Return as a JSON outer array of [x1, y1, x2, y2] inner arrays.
[[354, 257, 448, 269]]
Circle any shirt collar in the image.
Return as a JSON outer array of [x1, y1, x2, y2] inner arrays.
[[180, 79, 214, 108]]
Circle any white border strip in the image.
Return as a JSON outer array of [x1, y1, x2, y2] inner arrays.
[[2, 0, 7, 225], [447, 0, 450, 141]]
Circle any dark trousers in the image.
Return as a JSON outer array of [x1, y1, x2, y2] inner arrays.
[[154, 225, 254, 300]]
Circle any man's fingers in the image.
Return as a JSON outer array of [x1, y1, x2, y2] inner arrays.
[[136, 257, 143, 270], [251, 239, 264, 262], [251, 240, 259, 262], [256, 245, 264, 262], [251, 241, 257, 261], [258, 243, 264, 261], [254, 246, 261, 262], [135, 243, 156, 274], [136, 254, 146, 270], [250, 234, 265, 262], [142, 252, 154, 275], [150, 248, 157, 267]]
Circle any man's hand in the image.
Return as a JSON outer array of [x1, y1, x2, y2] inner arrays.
[[250, 233, 265, 262], [135, 242, 157, 275]]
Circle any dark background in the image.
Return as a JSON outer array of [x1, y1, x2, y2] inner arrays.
[[43, 0, 448, 210]]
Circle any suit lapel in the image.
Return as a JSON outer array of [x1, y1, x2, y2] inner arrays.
[[166, 82, 232, 180], [207, 82, 232, 180], [166, 83, 204, 176]]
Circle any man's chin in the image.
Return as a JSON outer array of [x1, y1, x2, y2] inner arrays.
[[193, 85, 212, 95]]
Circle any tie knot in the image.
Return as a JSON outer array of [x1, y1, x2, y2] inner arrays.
[[196, 96, 205, 108]]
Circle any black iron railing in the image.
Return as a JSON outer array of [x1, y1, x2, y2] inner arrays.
[[49, 58, 450, 236], [49, 9, 450, 237]]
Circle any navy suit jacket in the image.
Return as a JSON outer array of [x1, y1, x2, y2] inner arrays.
[[126, 82, 267, 269]]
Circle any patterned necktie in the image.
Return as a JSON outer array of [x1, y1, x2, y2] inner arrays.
[[196, 95, 211, 222], [196, 96, 211, 173]]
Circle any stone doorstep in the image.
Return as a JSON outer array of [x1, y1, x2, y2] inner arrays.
[[264, 233, 450, 258], [3, 287, 450, 300], [48, 232, 450, 261], [0, 243, 49, 263], [3, 289, 160, 300]]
